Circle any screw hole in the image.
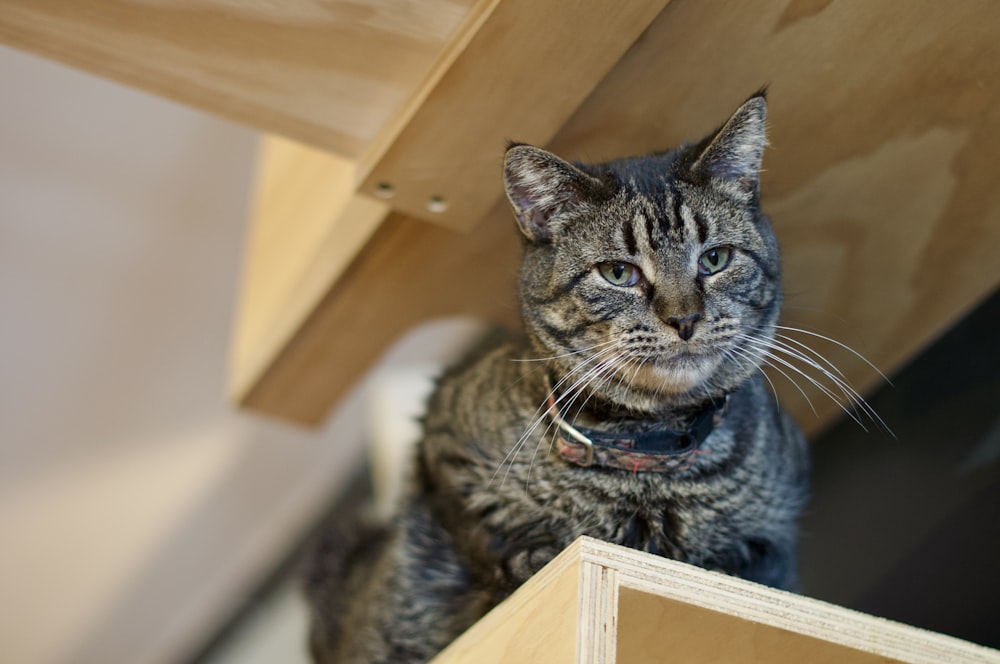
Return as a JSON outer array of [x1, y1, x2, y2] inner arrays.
[[427, 196, 448, 213], [374, 182, 396, 199]]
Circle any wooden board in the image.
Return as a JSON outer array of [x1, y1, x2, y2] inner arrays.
[[225, 0, 671, 409], [0, 0, 477, 157], [431, 548, 582, 663], [229, 136, 390, 407], [434, 537, 1000, 664], [357, 0, 673, 230], [235, 0, 1000, 436], [0, 0, 670, 227], [541, 0, 1000, 435], [237, 203, 522, 425], [6, 0, 998, 438]]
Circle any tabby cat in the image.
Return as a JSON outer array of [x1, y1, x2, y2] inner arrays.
[[305, 91, 810, 663]]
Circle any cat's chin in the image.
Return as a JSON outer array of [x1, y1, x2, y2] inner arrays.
[[626, 352, 722, 396]]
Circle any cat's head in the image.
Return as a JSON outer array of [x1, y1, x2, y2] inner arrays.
[[503, 92, 780, 414]]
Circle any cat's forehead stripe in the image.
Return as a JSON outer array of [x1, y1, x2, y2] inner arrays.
[[644, 210, 660, 252], [667, 182, 685, 235], [621, 215, 638, 255], [678, 203, 702, 249]]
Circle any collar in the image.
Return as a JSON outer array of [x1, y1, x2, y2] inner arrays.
[[545, 386, 728, 473]]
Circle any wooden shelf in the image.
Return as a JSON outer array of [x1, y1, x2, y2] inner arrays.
[[433, 537, 1000, 664], [3, 1, 999, 435]]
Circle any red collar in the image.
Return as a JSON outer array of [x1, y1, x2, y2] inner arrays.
[[545, 389, 728, 473]]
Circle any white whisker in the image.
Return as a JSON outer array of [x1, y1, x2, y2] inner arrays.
[[738, 334, 878, 432], [523, 348, 633, 490], [490, 341, 625, 488], [773, 324, 892, 385], [745, 331, 890, 426], [723, 346, 780, 406], [731, 343, 820, 418]]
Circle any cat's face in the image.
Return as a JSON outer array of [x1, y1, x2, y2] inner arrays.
[[504, 94, 780, 413]]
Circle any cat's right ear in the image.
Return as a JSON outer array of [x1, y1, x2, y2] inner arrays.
[[503, 144, 598, 243]]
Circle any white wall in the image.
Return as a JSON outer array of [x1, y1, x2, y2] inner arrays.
[[0, 45, 367, 664]]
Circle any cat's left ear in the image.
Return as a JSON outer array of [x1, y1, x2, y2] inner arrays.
[[690, 91, 768, 196], [503, 144, 601, 243]]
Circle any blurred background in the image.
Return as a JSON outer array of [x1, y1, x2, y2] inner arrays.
[[0, 44, 366, 663], [2, 33, 997, 664]]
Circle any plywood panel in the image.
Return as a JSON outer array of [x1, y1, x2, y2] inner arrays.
[[19, 0, 994, 437], [0, 0, 477, 156], [617, 588, 899, 664], [238, 203, 521, 425], [432, 537, 999, 664], [545, 0, 1000, 435], [357, 0, 672, 230], [236, 0, 1000, 435], [431, 542, 582, 664], [229, 136, 389, 406], [588, 538, 998, 664]]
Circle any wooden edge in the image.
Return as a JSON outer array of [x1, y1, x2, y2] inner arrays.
[[576, 537, 1000, 664], [0, 0, 481, 157], [431, 540, 583, 664], [228, 136, 389, 406], [354, 0, 502, 181], [233, 202, 522, 426], [357, 0, 673, 231], [578, 557, 618, 664]]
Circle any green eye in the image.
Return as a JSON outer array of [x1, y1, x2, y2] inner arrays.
[[698, 247, 732, 275], [597, 262, 641, 287]]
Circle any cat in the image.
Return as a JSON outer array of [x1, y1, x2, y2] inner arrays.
[[304, 91, 810, 663]]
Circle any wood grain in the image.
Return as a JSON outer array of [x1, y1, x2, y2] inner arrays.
[[357, 0, 673, 230], [544, 0, 1000, 436], [235, 0, 1000, 436], [0, 0, 476, 156], [578, 555, 617, 663], [435, 537, 1000, 664], [238, 203, 522, 425], [591, 537, 1000, 664], [229, 136, 389, 406], [431, 543, 581, 663], [14, 0, 994, 438]]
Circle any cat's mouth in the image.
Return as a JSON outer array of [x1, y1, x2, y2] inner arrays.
[[624, 350, 721, 394]]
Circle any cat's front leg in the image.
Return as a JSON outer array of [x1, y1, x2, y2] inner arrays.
[[363, 501, 496, 663]]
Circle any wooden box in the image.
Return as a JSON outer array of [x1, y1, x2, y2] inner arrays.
[[433, 537, 999, 664]]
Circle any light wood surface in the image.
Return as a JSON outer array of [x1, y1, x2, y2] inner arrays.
[[5, 1, 998, 438], [233, 0, 1000, 437], [0, 0, 476, 156], [546, 0, 1000, 434], [357, 0, 673, 230], [229, 136, 389, 407], [431, 547, 582, 663], [237, 203, 522, 425], [434, 537, 1000, 664]]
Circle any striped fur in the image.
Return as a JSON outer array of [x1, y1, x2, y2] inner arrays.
[[305, 92, 810, 663]]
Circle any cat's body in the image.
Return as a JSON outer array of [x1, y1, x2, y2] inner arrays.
[[305, 93, 810, 663]]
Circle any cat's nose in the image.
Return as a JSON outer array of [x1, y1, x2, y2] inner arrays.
[[666, 313, 701, 341]]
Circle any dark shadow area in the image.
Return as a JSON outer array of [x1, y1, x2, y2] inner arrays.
[[799, 288, 1000, 649]]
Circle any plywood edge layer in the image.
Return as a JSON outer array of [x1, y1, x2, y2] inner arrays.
[[576, 537, 1000, 664], [228, 136, 389, 406], [578, 557, 618, 663]]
